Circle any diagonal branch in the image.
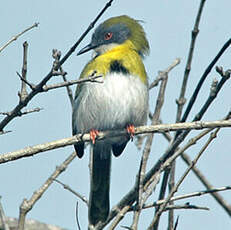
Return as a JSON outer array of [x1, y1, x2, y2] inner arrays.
[[148, 127, 221, 228], [54, 179, 88, 206], [0, 23, 39, 53], [176, 0, 206, 121], [17, 152, 76, 230], [130, 185, 231, 211], [171, 1, 207, 227], [181, 38, 231, 123]]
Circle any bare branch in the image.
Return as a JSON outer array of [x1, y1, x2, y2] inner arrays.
[[17, 152, 76, 230], [108, 206, 130, 230], [193, 68, 230, 121], [181, 153, 231, 216], [0, 23, 39, 53], [176, 0, 206, 122], [1, 120, 231, 164], [52, 49, 74, 106], [149, 58, 180, 90], [163, 204, 209, 212], [54, 179, 88, 206], [129, 185, 231, 212], [42, 73, 103, 92], [0, 107, 42, 117], [16, 71, 36, 90], [76, 202, 81, 230]]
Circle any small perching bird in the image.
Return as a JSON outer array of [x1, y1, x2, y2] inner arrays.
[[72, 15, 149, 227]]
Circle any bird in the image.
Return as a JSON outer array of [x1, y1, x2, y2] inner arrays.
[[72, 15, 149, 227]]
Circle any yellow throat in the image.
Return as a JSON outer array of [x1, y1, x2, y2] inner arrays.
[[80, 40, 148, 84]]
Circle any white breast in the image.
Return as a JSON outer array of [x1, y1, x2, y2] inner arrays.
[[72, 73, 148, 134]]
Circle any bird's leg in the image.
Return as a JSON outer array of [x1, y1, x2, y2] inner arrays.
[[90, 129, 99, 144], [126, 124, 135, 141]]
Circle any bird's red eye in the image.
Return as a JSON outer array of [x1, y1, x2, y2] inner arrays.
[[104, 32, 113, 40]]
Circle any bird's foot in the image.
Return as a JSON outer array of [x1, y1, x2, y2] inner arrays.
[[126, 124, 135, 141], [90, 129, 99, 144]]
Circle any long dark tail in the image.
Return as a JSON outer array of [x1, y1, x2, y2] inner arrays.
[[89, 143, 111, 226]]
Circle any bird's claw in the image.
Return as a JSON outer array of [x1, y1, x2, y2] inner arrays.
[[90, 129, 99, 144], [126, 124, 135, 141]]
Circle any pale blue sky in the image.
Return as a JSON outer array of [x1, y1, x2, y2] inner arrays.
[[1, 0, 231, 229]]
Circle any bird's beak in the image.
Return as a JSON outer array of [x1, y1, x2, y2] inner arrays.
[[77, 43, 97, 55]]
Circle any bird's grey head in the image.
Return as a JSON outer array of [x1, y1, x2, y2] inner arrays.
[[90, 22, 130, 55], [77, 15, 149, 57]]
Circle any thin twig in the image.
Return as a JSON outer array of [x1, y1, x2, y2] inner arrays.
[[0, 107, 42, 117], [52, 49, 74, 106], [130, 185, 231, 211], [153, 166, 170, 230], [76, 202, 81, 230], [42, 74, 103, 91], [17, 152, 76, 230], [163, 204, 209, 211], [149, 58, 180, 90], [176, 0, 206, 121], [172, 1, 211, 222], [108, 206, 131, 230], [174, 216, 179, 230], [1, 119, 231, 164], [130, 186, 230, 213], [54, 179, 88, 205], [0, 23, 39, 53], [16, 71, 36, 90], [181, 153, 231, 216], [193, 68, 230, 122]]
